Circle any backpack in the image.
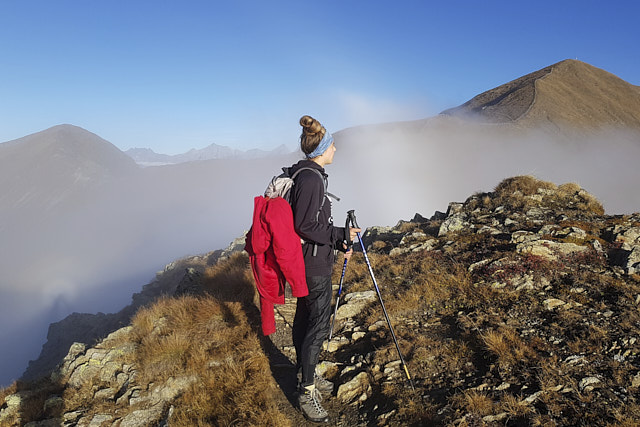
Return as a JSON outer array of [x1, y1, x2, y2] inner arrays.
[[264, 167, 340, 207], [264, 166, 340, 256]]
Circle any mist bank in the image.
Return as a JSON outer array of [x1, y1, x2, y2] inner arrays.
[[2, 123, 640, 387], [0, 153, 298, 386], [330, 122, 640, 228]]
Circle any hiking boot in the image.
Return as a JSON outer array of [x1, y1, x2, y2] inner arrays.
[[314, 371, 334, 395], [298, 386, 329, 423], [297, 368, 335, 396]]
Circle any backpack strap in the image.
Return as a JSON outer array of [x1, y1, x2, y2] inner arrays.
[[291, 167, 340, 256]]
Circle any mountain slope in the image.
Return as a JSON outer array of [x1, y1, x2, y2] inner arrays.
[[442, 59, 640, 130], [3, 176, 640, 426], [0, 124, 138, 215]]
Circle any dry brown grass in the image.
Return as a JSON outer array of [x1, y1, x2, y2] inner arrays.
[[494, 175, 556, 199], [452, 389, 494, 417], [1, 252, 286, 426], [481, 326, 537, 372], [500, 393, 535, 418], [379, 252, 481, 317], [0, 378, 64, 425], [49, 291, 287, 426], [126, 253, 287, 426], [201, 252, 257, 305], [490, 175, 604, 215], [0, 382, 16, 405]]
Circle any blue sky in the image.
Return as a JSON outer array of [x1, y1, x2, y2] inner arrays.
[[1, 0, 638, 154]]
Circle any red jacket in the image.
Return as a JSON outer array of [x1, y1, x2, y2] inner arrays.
[[245, 196, 308, 335]]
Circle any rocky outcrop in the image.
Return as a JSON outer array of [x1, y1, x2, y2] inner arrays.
[[273, 176, 640, 424], [2, 326, 196, 427]]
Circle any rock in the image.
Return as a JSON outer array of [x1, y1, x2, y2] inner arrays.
[[544, 299, 566, 310], [43, 396, 64, 416], [337, 371, 371, 403], [511, 231, 538, 244], [94, 387, 117, 401], [0, 392, 26, 423], [579, 377, 601, 391], [524, 390, 544, 404], [513, 274, 535, 291], [88, 414, 113, 426], [352, 331, 366, 341], [119, 402, 166, 427], [63, 411, 83, 424], [438, 213, 468, 236], [446, 202, 464, 216], [615, 227, 640, 250], [564, 355, 586, 365], [483, 412, 508, 422], [149, 375, 198, 403], [215, 233, 248, 261], [174, 268, 204, 296], [316, 361, 338, 378], [627, 246, 640, 274], [504, 217, 518, 226], [390, 238, 437, 256], [517, 239, 588, 261], [399, 231, 427, 244], [632, 372, 640, 388], [325, 336, 350, 353], [335, 291, 377, 321]]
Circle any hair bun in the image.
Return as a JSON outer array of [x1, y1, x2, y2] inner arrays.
[[299, 115, 324, 135]]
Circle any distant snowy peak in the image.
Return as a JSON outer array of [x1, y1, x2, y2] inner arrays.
[[125, 142, 293, 165]]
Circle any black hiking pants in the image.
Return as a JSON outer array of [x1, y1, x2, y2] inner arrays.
[[293, 275, 332, 387]]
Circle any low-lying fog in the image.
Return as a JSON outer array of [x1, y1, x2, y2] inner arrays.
[[1, 124, 639, 386]]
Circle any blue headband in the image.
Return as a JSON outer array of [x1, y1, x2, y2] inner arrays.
[[306, 131, 334, 159]]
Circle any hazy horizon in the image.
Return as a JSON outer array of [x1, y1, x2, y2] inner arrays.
[[2, 1, 639, 155]]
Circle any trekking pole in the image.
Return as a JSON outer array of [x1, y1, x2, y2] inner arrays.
[[328, 258, 347, 341], [347, 210, 415, 390], [328, 214, 353, 341]]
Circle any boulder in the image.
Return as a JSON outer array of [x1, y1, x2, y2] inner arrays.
[[337, 371, 371, 403]]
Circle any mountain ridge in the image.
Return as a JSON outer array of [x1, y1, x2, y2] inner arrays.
[[442, 59, 640, 131], [125, 142, 293, 165]]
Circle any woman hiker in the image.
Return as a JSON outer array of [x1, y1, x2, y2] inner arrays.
[[289, 115, 360, 423]]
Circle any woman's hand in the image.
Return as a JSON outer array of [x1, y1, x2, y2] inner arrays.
[[344, 248, 352, 260], [342, 227, 361, 259], [349, 227, 361, 241]]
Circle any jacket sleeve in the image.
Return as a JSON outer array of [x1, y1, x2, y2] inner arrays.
[[267, 198, 308, 297], [291, 170, 345, 247]]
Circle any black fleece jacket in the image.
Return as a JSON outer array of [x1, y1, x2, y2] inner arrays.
[[289, 160, 347, 277]]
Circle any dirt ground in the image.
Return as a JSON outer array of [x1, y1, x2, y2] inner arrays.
[[261, 296, 363, 426]]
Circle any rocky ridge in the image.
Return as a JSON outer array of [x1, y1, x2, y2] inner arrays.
[[21, 249, 229, 383], [2, 175, 640, 426]]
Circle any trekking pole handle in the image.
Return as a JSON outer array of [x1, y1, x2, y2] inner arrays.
[[347, 209, 360, 229], [344, 210, 355, 250]]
